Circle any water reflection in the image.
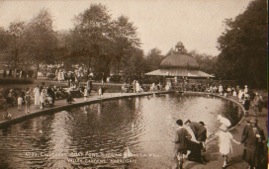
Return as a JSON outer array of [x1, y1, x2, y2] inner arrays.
[[0, 93, 241, 168]]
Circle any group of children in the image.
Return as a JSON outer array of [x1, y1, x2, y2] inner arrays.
[[17, 91, 31, 113], [67, 84, 104, 104]]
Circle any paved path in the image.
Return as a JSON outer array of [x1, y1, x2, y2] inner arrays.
[[0, 92, 267, 169], [183, 95, 268, 169]]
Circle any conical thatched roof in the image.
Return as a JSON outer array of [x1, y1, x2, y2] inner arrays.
[[145, 68, 214, 77], [145, 41, 214, 78], [159, 53, 199, 69]]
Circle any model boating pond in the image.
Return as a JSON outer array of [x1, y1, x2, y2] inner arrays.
[[0, 93, 242, 169]]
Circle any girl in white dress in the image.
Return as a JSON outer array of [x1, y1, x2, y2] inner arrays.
[[33, 85, 40, 106], [40, 89, 46, 109], [98, 86, 104, 99], [217, 125, 240, 168], [84, 88, 88, 101], [17, 94, 23, 111]]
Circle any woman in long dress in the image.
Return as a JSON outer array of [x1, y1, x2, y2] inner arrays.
[[33, 85, 40, 106], [39, 89, 46, 109]]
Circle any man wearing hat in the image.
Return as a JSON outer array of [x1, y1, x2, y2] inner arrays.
[[184, 119, 207, 164], [253, 93, 263, 116], [243, 95, 251, 116], [241, 120, 251, 161], [173, 119, 192, 169], [241, 118, 265, 169], [184, 119, 207, 145]]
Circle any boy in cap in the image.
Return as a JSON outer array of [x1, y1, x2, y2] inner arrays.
[[173, 119, 192, 169]]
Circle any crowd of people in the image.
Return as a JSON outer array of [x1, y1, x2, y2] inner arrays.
[[0, 77, 104, 119], [121, 80, 173, 93], [173, 115, 266, 169]]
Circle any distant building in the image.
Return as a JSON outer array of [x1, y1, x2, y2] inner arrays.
[[145, 42, 214, 78]]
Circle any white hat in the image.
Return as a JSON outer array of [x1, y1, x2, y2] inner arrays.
[[217, 115, 231, 127], [219, 124, 228, 131]]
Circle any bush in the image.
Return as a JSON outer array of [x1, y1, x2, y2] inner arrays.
[[0, 78, 33, 85], [110, 75, 122, 83], [142, 76, 165, 84], [47, 73, 55, 79]]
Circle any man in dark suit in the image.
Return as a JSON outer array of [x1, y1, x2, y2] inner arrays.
[[184, 119, 207, 164], [241, 118, 265, 169]]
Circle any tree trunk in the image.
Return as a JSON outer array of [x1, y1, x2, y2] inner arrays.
[[35, 64, 39, 79], [117, 57, 120, 75], [14, 68, 17, 78]]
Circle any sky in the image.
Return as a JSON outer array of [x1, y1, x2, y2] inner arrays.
[[0, 0, 252, 56]]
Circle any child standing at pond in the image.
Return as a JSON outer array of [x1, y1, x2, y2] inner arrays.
[[17, 94, 23, 111], [24, 91, 31, 114], [217, 125, 240, 168], [84, 88, 88, 101], [98, 86, 104, 99], [243, 96, 250, 116]]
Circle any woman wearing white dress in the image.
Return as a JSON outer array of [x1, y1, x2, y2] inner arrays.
[[218, 84, 223, 95], [40, 89, 46, 109], [135, 81, 140, 93], [238, 90, 244, 103], [33, 85, 40, 106]]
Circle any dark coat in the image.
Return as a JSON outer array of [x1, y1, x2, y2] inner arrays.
[[241, 125, 265, 168], [174, 127, 191, 154], [243, 100, 250, 110], [189, 122, 207, 141]]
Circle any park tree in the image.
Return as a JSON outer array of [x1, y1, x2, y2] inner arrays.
[[0, 27, 9, 51], [121, 47, 145, 75], [70, 3, 113, 78], [144, 48, 164, 72], [111, 15, 140, 75], [216, 0, 267, 88], [0, 22, 26, 77], [0, 27, 9, 67], [23, 9, 58, 78], [7, 22, 26, 76], [188, 50, 217, 75], [54, 30, 72, 69]]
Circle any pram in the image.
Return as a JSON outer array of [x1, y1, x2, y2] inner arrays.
[[41, 89, 54, 107], [44, 95, 53, 106]]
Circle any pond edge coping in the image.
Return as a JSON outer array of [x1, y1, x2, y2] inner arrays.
[[0, 91, 245, 139], [0, 91, 173, 128]]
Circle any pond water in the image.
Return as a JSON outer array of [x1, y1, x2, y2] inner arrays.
[[0, 93, 242, 169]]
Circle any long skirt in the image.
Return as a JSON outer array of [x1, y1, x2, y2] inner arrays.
[[187, 140, 202, 162]]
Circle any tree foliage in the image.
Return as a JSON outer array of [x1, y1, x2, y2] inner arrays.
[[68, 4, 142, 77], [216, 0, 267, 88], [144, 48, 164, 72], [20, 9, 58, 78], [188, 50, 217, 75], [0, 22, 27, 76], [70, 3, 113, 75], [111, 15, 140, 74], [24, 9, 58, 64]]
